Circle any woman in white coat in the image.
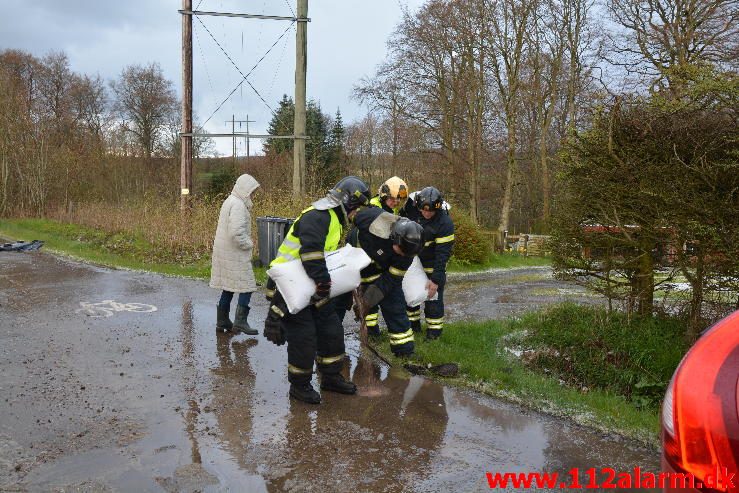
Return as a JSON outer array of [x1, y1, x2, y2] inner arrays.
[[210, 173, 260, 335]]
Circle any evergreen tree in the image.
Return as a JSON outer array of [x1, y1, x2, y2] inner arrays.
[[263, 94, 294, 155]]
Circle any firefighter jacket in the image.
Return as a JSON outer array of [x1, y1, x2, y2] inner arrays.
[[352, 206, 413, 296], [270, 206, 345, 285]]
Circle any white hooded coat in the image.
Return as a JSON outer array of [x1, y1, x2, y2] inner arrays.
[[209, 174, 260, 293]]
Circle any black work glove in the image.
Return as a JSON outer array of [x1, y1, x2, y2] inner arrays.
[[361, 283, 385, 308], [264, 297, 287, 346], [310, 281, 332, 308]]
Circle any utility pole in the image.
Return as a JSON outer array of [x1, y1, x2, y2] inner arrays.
[[179, 5, 310, 190], [180, 0, 193, 211], [293, 0, 308, 196]]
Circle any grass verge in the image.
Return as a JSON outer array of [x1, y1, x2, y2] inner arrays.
[[370, 304, 688, 448], [2, 218, 543, 282], [0, 218, 267, 283], [448, 252, 551, 272]]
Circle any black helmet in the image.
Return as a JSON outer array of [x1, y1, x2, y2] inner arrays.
[[390, 218, 424, 256], [329, 176, 371, 212], [415, 186, 443, 212]]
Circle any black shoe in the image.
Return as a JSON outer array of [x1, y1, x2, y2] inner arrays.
[[367, 325, 381, 338], [216, 305, 233, 333], [233, 305, 258, 335], [425, 329, 442, 341], [320, 373, 357, 395], [289, 383, 321, 404], [410, 320, 422, 333]]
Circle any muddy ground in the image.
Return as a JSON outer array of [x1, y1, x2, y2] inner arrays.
[[0, 251, 658, 492]]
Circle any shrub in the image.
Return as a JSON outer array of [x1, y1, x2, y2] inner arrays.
[[521, 303, 689, 408], [449, 210, 491, 264]]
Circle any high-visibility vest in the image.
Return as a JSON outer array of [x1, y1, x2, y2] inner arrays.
[[370, 195, 401, 215], [270, 206, 342, 267]]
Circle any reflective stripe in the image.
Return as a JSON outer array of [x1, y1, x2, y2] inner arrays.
[[288, 364, 312, 374], [407, 316, 421, 321], [316, 353, 345, 365], [424, 240, 435, 246], [406, 310, 420, 316], [276, 252, 295, 263], [270, 305, 285, 318], [366, 319, 379, 327], [423, 267, 434, 274], [389, 329, 415, 346], [365, 313, 378, 321], [270, 207, 342, 267], [362, 274, 381, 283], [282, 238, 300, 250], [389, 266, 406, 277], [426, 317, 444, 324], [266, 289, 276, 298], [436, 234, 455, 244], [300, 251, 325, 261]]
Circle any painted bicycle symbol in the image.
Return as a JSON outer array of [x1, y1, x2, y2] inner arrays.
[[76, 299, 158, 318]]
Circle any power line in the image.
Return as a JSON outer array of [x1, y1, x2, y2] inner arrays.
[[197, 19, 295, 129]]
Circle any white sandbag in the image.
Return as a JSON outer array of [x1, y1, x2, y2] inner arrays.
[[267, 245, 372, 314], [402, 256, 439, 307]]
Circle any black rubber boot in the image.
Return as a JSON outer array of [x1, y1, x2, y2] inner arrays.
[[233, 305, 258, 335], [425, 329, 442, 340], [320, 373, 357, 395], [367, 325, 381, 338], [289, 382, 321, 404], [410, 320, 422, 333], [216, 305, 233, 333]]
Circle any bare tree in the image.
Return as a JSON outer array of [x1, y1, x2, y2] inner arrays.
[[486, 0, 538, 235], [110, 62, 178, 159], [606, 0, 739, 86]]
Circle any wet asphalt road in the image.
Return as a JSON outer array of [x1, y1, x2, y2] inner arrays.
[[0, 251, 658, 492]]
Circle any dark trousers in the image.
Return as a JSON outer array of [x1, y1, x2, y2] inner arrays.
[[285, 299, 345, 384], [335, 285, 414, 355], [218, 290, 252, 309], [407, 280, 445, 336], [380, 282, 415, 355]]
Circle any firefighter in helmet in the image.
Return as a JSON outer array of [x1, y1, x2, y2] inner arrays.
[[370, 176, 409, 214], [341, 212, 424, 356], [358, 176, 410, 336], [403, 186, 455, 339], [263, 176, 371, 404]]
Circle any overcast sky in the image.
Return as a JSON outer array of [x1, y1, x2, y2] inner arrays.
[[0, 0, 424, 156]]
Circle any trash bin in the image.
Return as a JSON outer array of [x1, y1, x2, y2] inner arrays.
[[256, 216, 294, 267]]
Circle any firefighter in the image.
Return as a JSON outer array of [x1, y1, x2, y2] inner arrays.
[[263, 176, 371, 404], [370, 176, 409, 214], [360, 176, 409, 336], [347, 211, 425, 356], [403, 186, 455, 340]]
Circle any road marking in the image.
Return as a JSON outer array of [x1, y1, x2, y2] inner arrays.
[[76, 299, 158, 318]]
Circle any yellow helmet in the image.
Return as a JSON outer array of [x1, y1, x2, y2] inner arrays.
[[379, 176, 409, 201]]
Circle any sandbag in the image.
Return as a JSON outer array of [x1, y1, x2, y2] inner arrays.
[[267, 245, 371, 314], [402, 256, 439, 307]]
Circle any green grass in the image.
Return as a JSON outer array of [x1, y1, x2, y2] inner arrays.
[[0, 218, 267, 283], [371, 304, 687, 447], [448, 252, 552, 272]]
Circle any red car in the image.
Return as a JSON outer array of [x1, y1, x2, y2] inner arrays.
[[662, 310, 739, 492]]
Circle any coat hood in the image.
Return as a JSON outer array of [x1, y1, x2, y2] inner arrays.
[[232, 174, 260, 202]]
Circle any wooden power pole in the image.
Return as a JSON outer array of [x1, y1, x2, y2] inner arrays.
[[293, 0, 308, 196], [180, 0, 193, 211]]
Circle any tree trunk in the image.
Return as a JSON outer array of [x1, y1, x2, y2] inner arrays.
[[498, 121, 517, 236]]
